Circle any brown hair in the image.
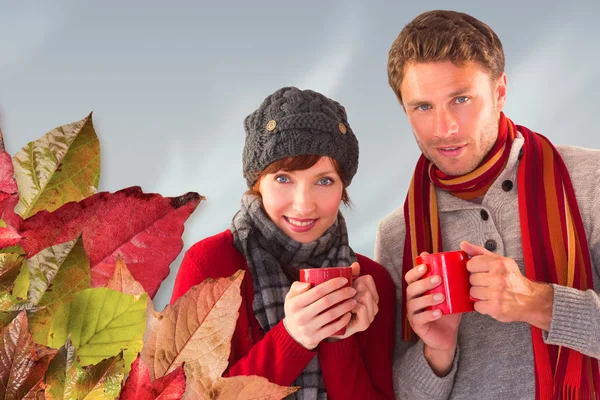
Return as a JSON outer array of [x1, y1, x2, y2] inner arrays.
[[247, 155, 350, 206], [387, 10, 505, 104]]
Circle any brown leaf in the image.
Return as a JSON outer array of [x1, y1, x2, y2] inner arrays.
[[105, 255, 145, 296], [183, 361, 299, 400], [0, 311, 57, 399], [141, 270, 244, 381]]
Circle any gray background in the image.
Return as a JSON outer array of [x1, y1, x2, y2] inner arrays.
[[2, 1, 599, 311]]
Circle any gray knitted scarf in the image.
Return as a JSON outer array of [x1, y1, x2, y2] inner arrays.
[[230, 193, 356, 400]]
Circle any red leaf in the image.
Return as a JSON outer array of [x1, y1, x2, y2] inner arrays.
[[0, 130, 22, 244], [19, 186, 202, 297], [120, 356, 186, 400], [0, 129, 17, 195], [120, 356, 153, 399]]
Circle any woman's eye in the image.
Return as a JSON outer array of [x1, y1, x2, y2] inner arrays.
[[275, 175, 290, 183], [317, 177, 333, 186]]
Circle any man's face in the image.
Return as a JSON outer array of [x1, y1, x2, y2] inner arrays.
[[400, 61, 507, 176]]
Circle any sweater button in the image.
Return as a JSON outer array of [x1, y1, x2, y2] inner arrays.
[[480, 210, 489, 221], [502, 180, 514, 192], [484, 239, 497, 252]]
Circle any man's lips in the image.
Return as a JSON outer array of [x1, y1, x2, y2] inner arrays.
[[437, 144, 467, 157]]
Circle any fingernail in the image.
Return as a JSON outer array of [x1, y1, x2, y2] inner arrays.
[[433, 293, 443, 302], [432, 310, 441, 318], [418, 265, 426, 272], [340, 278, 348, 285], [430, 276, 441, 284]]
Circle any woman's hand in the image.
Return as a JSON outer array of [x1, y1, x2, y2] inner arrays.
[[283, 276, 356, 350], [331, 262, 380, 339]]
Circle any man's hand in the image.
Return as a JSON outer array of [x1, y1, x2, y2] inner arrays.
[[461, 241, 554, 331], [405, 252, 461, 376]]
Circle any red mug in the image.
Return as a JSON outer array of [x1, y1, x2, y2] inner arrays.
[[299, 266, 353, 335], [416, 250, 475, 315]]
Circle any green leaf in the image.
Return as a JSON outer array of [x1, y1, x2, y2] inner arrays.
[[28, 237, 91, 344], [13, 113, 100, 219], [45, 337, 125, 400], [0, 244, 25, 255], [12, 260, 29, 300], [47, 288, 147, 375]]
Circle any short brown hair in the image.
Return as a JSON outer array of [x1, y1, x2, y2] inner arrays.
[[388, 10, 505, 103], [247, 155, 350, 205]]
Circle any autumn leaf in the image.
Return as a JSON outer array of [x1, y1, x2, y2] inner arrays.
[[20, 186, 203, 297], [0, 227, 21, 249], [26, 237, 91, 344], [141, 270, 244, 382], [0, 129, 17, 196], [0, 129, 22, 247], [104, 256, 159, 353], [13, 113, 100, 220], [183, 364, 299, 400], [105, 255, 145, 296], [46, 287, 147, 375], [0, 311, 57, 399], [119, 356, 186, 400], [0, 252, 24, 292], [45, 338, 125, 400]]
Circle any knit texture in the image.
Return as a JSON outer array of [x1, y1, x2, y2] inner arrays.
[[242, 87, 359, 187]]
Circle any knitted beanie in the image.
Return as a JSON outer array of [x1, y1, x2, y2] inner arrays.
[[242, 86, 359, 188]]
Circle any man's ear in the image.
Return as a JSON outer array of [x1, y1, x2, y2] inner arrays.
[[495, 72, 507, 112]]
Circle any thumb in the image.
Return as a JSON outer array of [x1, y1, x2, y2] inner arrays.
[[288, 281, 311, 298], [351, 262, 360, 277], [460, 241, 493, 257]]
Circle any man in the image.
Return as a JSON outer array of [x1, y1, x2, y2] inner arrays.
[[375, 10, 600, 399]]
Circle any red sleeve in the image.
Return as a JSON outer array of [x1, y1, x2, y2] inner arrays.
[[170, 246, 204, 304], [318, 256, 396, 399], [169, 231, 316, 386], [223, 320, 317, 386]]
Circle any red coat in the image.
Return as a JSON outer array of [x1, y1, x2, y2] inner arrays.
[[171, 230, 395, 400]]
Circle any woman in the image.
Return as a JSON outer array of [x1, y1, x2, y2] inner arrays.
[[171, 87, 395, 399]]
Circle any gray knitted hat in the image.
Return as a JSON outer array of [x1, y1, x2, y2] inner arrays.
[[242, 86, 359, 188]]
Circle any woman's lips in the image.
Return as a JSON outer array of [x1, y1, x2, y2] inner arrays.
[[284, 216, 318, 233]]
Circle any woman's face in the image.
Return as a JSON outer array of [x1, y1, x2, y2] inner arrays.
[[258, 157, 344, 243]]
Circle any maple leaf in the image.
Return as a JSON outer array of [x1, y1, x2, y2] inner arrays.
[[119, 356, 186, 400], [19, 186, 203, 297], [44, 337, 125, 400], [0, 311, 57, 399]]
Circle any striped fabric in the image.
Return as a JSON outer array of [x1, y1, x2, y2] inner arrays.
[[401, 112, 599, 399]]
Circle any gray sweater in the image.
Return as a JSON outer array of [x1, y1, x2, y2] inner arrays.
[[375, 135, 600, 400]]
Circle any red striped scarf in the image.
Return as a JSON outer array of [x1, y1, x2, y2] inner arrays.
[[402, 112, 599, 399]]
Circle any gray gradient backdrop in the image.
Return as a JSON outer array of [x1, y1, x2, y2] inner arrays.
[[2, 1, 599, 311]]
